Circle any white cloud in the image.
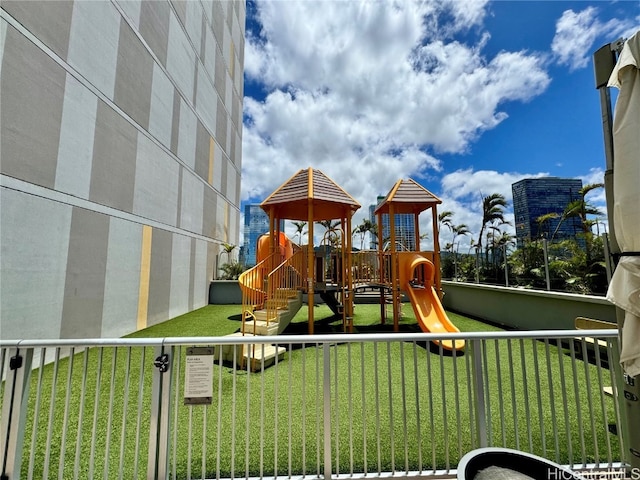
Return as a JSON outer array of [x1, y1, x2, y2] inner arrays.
[[441, 168, 548, 203], [551, 7, 638, 71], [242, 0, 550, 218], [552, 7, 599, 71]]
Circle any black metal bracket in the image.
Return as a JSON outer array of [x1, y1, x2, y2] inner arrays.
[[154, 353, 170, 373], [625, 373, 636, 387], [9, 354, 23, 370]]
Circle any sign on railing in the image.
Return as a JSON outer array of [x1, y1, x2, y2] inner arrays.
[[184, 347, 214, 405]]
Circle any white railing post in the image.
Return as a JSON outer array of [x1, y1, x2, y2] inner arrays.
[[147, 345, 173, 480], [323, 343, 332, 479], [0, 347, 33, 480], [470, 339, 488, 448]]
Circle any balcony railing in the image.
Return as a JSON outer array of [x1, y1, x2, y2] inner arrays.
[[0, 329, 626, 479]]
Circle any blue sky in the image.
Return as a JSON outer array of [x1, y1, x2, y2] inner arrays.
[[240, 0, 639, 248]]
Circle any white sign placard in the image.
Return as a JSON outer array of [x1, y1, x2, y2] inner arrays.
[[184, 347, 214, 405]]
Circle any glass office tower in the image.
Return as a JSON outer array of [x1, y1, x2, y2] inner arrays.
[[243, 205, 285, 266], [512, 178, 583, 247]]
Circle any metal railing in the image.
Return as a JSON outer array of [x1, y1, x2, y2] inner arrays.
[[351, 250, 382, 285], [264, 250, 305, 326], [0, 330, 627, 479]]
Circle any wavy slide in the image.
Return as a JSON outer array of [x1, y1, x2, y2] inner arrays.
[[403, 255, 465, 351]]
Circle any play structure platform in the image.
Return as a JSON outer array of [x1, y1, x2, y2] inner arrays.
[[234, 169, 464, 369]]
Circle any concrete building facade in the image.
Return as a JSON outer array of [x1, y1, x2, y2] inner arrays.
[[0, 1, 245, 339]]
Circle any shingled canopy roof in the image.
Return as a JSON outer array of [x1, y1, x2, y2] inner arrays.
[[374, 178, 441, 215], [261, 168, 361, 221]]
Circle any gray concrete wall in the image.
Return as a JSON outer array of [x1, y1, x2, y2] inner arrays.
[[1, 1, 245, 339], [442, 281, 616, 330], [209, 279, 616, 331], [209, 281, 242, 305]]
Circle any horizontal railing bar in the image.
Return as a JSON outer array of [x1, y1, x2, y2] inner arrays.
[[1, 338, 163, 348], [1, 329, 619, 349]]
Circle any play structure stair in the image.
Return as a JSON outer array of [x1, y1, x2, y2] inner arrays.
[[214, 332, 287, 371], [244, 290, 302, 336], [233, 249, 305, 370]]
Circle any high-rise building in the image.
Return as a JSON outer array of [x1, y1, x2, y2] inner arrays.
[[1, 1, 245, 339], [243, 205, 285, 266], [512, 178, 583, 247], [369, 196, 416, 251]]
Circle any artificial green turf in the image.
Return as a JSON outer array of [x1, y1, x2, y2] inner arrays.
[[18, 304, 619, 479], [122, 302, 501, 338]]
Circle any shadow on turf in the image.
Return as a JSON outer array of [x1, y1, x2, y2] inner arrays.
[[269, 317, 464, 356]]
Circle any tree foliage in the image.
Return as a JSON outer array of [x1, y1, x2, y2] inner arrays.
[[220, 261, 245, 280], [439, 189, 608, 295], [292, 221, 307, 244], [476, 193, 508, 250]]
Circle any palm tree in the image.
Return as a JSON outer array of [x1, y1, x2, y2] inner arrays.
[[536, 212, 559, 239], [220, 261, 245, 280], [576, 184, 605, 242], [550, 183, 604, 242], [491, 229, 515, 285], [451, 223, 470, 253], [367, 222, 378, 249], [222, 243, 236, 263], [451, 223, 471, 277], [219, 243, 237, 280], [488, 227, 515, 263], [292, 221, 307, 244], [486, 220, 512, 265], [476, 193, 507, 251], [353, 219, 377, 250], [467, 238, 477, 255], [438, 210, 454, 247]]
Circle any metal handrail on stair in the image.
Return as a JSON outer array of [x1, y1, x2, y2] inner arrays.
[[239, 252, 278, 330], [236, 251, 304, 371], [265, 250, 304, 327], [239, 250, 304, 337]]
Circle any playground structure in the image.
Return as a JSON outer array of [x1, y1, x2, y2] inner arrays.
[[237, 168, 464, 367]]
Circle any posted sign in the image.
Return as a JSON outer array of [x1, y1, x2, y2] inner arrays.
[[184, 347, 214, 405]]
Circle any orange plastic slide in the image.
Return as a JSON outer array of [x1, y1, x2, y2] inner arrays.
[[241, 232, 295, 301], [403, 254, 465, 351], [257, 232, 294, 264]]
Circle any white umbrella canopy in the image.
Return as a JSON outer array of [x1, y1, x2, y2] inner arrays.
[[606, 30, 640, 377]]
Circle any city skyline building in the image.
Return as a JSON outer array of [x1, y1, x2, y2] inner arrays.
[[369, 196, 416, 251], [243, 204, 284, 266], [512, 177, 583, 247], [1, 1, 245, 339]]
